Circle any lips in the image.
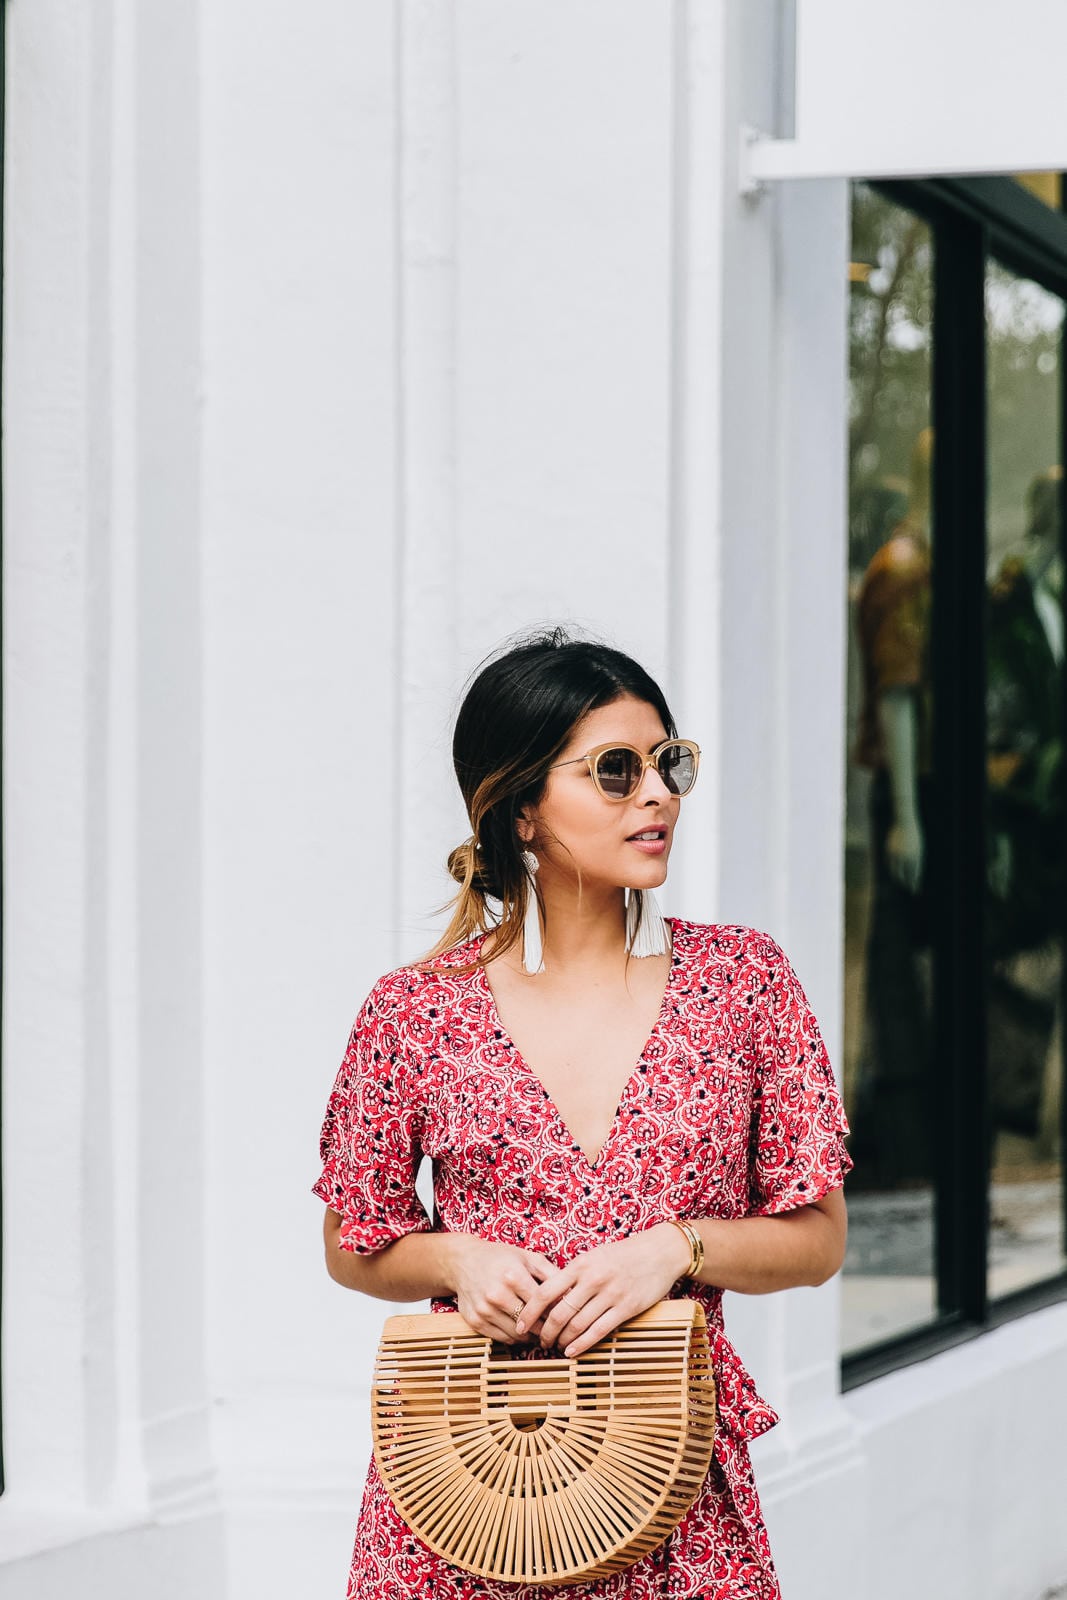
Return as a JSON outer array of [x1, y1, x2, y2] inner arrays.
[[626, 826, 669, 855]]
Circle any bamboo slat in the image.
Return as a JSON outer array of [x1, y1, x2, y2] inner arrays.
[[371, 1300, 717, 1586]]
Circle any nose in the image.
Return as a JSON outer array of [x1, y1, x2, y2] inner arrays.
[[635, 760, 673, 804]]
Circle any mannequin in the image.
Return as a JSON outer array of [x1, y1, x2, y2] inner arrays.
[[852, 427, 934, 1187], [855, 426, 933, 893], [986, 466, 1063, 1139], [987, 464, 1063, 955], [1025, 467, 1064, 662]]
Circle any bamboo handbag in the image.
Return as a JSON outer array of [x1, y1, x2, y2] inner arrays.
[[370, 1299, 717, 1586]]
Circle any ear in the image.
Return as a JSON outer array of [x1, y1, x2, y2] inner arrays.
[[516, 808, 536, 846]]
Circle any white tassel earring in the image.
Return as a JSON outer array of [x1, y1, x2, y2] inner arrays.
[[521, 850, 545, 975], [625, 887, 670, 958]]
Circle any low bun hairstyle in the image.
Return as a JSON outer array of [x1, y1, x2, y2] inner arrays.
[[425, 628, 676, 966]]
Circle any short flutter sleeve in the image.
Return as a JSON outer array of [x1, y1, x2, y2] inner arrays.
[[746, 934, 852, 1216], [312, 975, 432, 1255]]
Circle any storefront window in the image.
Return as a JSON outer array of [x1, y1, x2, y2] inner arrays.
[[843, 178, 1067, 1371], [843, 185, 937, 1353], [985, 259, 1066, 1301]]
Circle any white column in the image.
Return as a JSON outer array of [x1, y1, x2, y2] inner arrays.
[[2, 0, 97, 1515], [692, 2, 866, 1589], [198, 5, 403, 1593], [134, 0, 213, 1524], [452, 0, 675, 678]]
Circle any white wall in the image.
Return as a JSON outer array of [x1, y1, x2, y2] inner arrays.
[[3, 3, 1066, 1599], [199, 6, 678, 1593], [1, 2, 686, 1593], [3, 1, 221, 1591], [838, 1305, 1067, 1600]]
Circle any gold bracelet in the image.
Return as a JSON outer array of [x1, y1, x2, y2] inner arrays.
[[667, 1218, 705, 1280]]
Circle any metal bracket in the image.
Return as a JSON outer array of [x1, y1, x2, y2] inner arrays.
[[738, 124, 769, 202]]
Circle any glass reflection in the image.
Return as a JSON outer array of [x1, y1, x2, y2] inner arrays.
[[842, 185, 937, 1353], [985, 260, 1066, 1301], [1013, 172, 1063, 213]]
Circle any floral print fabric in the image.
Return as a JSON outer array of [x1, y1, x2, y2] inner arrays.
[[313, 921, 852, 1599]]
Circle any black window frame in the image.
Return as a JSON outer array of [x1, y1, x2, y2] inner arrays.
[[843, 175, 1067, 1390]]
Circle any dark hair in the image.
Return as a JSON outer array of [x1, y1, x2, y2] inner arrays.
[[426, 628, 676, 964]]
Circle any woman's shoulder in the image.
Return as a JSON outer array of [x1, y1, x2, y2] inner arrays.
[[671, 917, 787, 971], [355, 935, 485, 1023]]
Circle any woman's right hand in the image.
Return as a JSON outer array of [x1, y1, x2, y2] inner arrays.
[[444, 1234, 555, 1343]]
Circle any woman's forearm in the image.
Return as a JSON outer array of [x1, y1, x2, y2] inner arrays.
[[687, 1192, 847, 1294], [324, 1189, 847, 1312], [324, 1214, 558, 1343], [323, 1212, 477, 1302]]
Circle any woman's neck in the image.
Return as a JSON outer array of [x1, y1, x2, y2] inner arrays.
[[535, 878, 629, 971]]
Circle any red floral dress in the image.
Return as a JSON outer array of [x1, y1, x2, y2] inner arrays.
[[313, 921, 852, 1599]]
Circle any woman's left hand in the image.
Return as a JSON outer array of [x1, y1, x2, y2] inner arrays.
[[515, 1223, 693, 1356]]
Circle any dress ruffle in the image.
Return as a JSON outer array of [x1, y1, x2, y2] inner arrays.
[[705, 1322, 780, 1573]]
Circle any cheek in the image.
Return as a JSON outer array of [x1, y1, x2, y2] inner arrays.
[[536, 785, 617, 854]]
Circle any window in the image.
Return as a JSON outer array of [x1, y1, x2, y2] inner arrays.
[[844, 187, 936, 1352], [842, 176, 1067, 1383], [985, 258, 1065, 1303]]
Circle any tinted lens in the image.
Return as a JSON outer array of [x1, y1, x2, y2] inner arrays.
[[594, 746, 641, 797], [657, 743, 697, 796]]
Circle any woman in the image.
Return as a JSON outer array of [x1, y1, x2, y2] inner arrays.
[[314, 631, 851, 1599]]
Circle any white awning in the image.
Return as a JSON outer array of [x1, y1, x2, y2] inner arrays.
[[744, 0, 1067, 188]]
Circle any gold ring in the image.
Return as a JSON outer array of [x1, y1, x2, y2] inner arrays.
[[513, 1303, 525, 1321]]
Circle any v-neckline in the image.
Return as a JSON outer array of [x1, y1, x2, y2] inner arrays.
[[475, 920, 684, 1172]]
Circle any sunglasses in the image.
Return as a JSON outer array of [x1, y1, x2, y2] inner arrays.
[[550, 739, 701, 801]]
